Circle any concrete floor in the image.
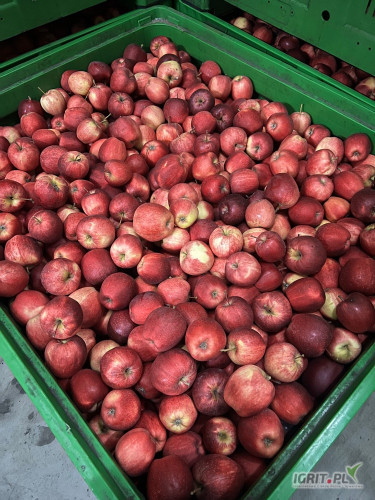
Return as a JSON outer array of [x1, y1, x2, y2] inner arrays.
[[0, 356, 374, 500]]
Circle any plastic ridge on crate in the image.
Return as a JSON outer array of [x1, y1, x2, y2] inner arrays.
[[176, 0, 375, 110], [180, 0, 375, 75], [0, 0, 107, 42], [0, 6, 375, 499]]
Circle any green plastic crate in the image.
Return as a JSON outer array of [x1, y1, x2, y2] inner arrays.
[[0, 0, 108, 42], [0, 6, 375, 499], [176, 0, 375, 113], [180, 0, 375, 75]]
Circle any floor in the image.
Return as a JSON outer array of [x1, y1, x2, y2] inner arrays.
[[0, 356, 374, 500]]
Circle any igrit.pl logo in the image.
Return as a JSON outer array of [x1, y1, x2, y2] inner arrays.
[[293, 462, 364, 489]]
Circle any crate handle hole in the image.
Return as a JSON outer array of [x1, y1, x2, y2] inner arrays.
[[321, 10, 330, 21]]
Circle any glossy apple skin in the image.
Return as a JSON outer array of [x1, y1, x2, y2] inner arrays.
[[263, 342, 305, 383], [191, 367, 230, 417], [114, 427, 156, 477], [271, 381, 315, 425], [237, 408, 284, 458], [336, 292, 375, 333], [191, 454, 245, 500], [147, 455, 194, 500], [150, 348, 197, 396], [286, 313, 333, 358], [224, 364, 275, 417], [300, 355, 345, 398]]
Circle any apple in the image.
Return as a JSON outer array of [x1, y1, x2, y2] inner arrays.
[[288, 196, 324, 227], [339, 257, 375, 295], [286, 312, 333, 357], [315, 222, 351, 257], [285, 276, 325, 313], [107, 309, 135, 345], [4, 234, 43, 268], [100, 388, 141, 431], [99, 272, 137, 311], [191, 454, 244, 500], [350, 187, 375, 224], [246, 131, 274, 161], [76, 215, 116, 249], [223, 364, 275, 417], [159, 393, 198, 434], [202, 416, 237, 455], [9, 289, 49, 325], [300, 355, 345, 398], [147, 455, 194, 500], [40, 258, 81, 296], [216, 194, 247, 227], [134, 361, 162, 400], [285, 235, 327, 275], [25, 313, 51, 351], [99, 346, 143, 389], [40, 88, 66, 116], [225, 327, 266, 365], [185, 317, 226, 362], [39, 295, 83, 339], [133, 409, 167, 453], [27, 209, 64, 245], [88, 414, 123, 453], [255, 230, 286, 263], [326, 327, 362, 364], [255, 262, 284, 293], [115, 428, 156, 477], [344, 133, 372, 163], [224, 251, 262, 287], [245, 198, 276, 229], [264, 172, 300, 209], [20, 112, 48, 137], [237, 408, 284, 458], [252, 290, 293, 333], [81, 248, 117, 286], [208, 224, 243, 258], [180, 240, 215, 275], [132, 202, 174, 242], [271, 381, 315, 425], [192, 273, 227, 310], [264, 342, 305, 382], [162, 430, 205, 467], [231, 450, 267, 489], [70, 368, 109, 413], [128, 291, 164, 325], [7, 139, 40, 172], [34, 174, 70, 210], [336, 292, 375, 333], [0, 259, 29, 298], [150, 348, 197, 396]]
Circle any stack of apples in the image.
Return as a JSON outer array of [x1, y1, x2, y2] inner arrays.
[[0, 35, 374, 500], [230, 12, 375, 100]]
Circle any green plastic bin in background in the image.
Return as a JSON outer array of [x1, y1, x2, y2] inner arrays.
[[179, 0, 375, 75], [0, 0, 107, 41], [0, 6, 374, 499], [176, 0, 375, 110]]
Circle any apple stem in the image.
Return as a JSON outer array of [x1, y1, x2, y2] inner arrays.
[[104, 113, 112, 121], [299, 103, 303, 113], [220, 347, 234, 352], [38, 87, 45, 95], [190, 486, 202, 496]]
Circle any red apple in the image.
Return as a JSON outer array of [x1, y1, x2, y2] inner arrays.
[[147, 455, 194, 500], [191, 454, 244, 500], [237, 408, 284, 458], [264, 342, 305, 382], [286, 312, 333, 357], [271, 381, 315, 425], [70, 368, 109, 413], [100, 388, 141, 431], [252, 291, 293, 333], [224, 364, 275, 417], [150, 348, 197, 396]]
